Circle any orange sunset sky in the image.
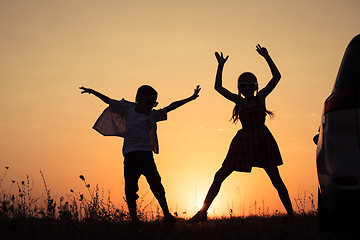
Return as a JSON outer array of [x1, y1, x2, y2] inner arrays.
[[1, 0, 360, 217]]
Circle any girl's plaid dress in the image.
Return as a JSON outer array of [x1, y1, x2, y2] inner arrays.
[[222, 97, 283, 172]]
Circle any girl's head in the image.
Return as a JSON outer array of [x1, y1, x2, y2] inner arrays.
[[231, 72, 274, 123], [237, 72, 258, 98]]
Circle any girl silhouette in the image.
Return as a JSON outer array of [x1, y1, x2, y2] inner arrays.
[[188, 44, 295, 223]]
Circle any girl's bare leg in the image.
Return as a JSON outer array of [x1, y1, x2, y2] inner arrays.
[[187, 166, 232, 224], [264, 166, 294, 216], [200, 166, 233, 213]]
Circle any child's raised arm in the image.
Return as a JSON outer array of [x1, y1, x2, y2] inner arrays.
[[214, 52, 237, 103], [163, 85, 201, 113], [79, 86, 110, 104], [256, 44, 281, 99]]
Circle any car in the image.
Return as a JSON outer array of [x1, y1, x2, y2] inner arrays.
[[313, 34, 360, 228]]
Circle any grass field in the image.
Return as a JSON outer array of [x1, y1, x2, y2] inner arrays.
[[1, 168, 359, 240], [1, 214, 360, 240]]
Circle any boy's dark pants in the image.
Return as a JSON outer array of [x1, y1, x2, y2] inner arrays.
[[124, 151, 166, 220]]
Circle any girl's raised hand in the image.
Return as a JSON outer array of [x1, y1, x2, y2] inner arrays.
[[256, 44, 269, 58], [215, 51, 229, 65]]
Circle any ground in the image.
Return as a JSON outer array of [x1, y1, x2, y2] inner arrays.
[[1, 215, 359, 240]]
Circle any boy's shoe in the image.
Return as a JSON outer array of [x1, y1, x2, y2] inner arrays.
[[131, 217, 142, 229], [187, 211, 207, 224], [285, 215, 299, 229]]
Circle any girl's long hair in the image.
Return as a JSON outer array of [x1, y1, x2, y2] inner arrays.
[[231, 72, 274, 123]]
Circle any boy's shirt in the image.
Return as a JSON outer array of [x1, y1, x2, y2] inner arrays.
[[93, 99, 167, 155]]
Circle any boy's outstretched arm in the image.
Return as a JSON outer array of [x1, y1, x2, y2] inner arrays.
[[79, 86, 110, 104], [163, 85, 201, 113]]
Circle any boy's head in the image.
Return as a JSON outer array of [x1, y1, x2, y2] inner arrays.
[[135, 85, 158, 114]]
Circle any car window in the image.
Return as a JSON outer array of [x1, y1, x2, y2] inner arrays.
[[334, 35, 360, 88]]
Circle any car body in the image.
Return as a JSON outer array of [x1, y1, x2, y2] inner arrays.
[[314, 34, 360, 225]]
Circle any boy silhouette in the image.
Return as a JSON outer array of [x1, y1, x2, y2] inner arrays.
[[80, 85, 200, 225]]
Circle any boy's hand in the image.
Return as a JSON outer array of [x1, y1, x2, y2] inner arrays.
[[163, 85, 201, 113], [256, 44, 269, 58], [79, 86, 93, 94], [215, 51, 229, 65], [191, 85, 201, 100]]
